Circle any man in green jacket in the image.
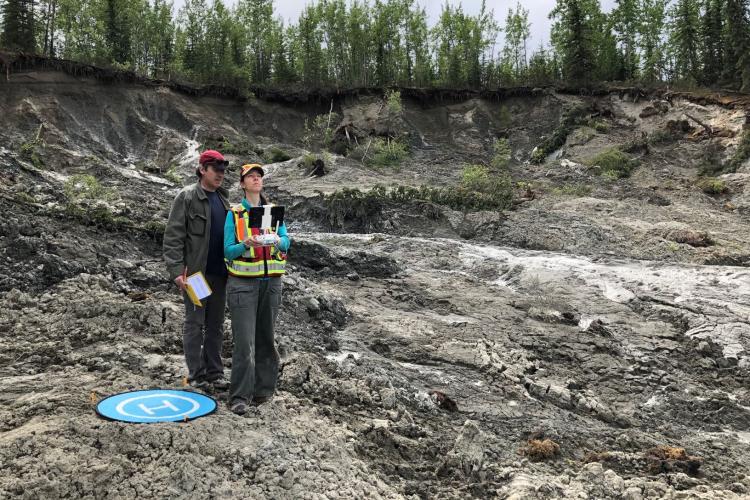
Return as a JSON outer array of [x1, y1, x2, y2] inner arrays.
[[163, 150, 231, 391]]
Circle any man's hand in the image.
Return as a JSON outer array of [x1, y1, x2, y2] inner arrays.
[[174, 275, 187, 291]]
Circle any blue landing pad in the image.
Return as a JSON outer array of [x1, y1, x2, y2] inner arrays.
[[96, 390, 217, 423]]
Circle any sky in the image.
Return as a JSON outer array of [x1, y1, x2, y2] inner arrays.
[[173, 0, 618, 52]]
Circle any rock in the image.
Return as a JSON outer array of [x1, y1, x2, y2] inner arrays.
[[436, 420, 485, 477]]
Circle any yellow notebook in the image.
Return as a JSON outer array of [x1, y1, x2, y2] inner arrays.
[[185, 271, 212, 307]]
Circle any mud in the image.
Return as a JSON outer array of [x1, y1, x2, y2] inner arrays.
[[1, 69, 749, 498]]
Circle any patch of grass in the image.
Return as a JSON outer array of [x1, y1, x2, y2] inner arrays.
[[530, 104, 591, 164], [696, 177, 728, 195], [551, 183, 592, 196], [585, 148, 639, 179], [265, 146, 292, 163]]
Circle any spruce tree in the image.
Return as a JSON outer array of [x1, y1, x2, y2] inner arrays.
[[640, 0, 667, 82], [1, 0, 36, 52], [722, 0, 750, 89], [612, 0, 640, 80], [702, 0, 724, 85], [668, 0, 701, 83], [550, 0, 600, 83]]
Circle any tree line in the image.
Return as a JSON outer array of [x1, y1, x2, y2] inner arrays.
[[2, 0, 749, 91]]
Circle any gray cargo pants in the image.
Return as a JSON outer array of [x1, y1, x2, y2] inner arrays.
[[182, 273, 227, 383], [227, 275, 282, 403]]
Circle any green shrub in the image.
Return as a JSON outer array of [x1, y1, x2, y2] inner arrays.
[[531, 104, 591, 164], [386, 89, 402, 114], [303, 112, 340, 151], [64, 174, 116, 202], [324, 186, 388, 229], [20, 141, 44, 168], [14, 192, 36, 204], [265, 146, 292, 163], [585, 148, 639, 179], [202, 136, 258, 156], [460, 164, 513, 206], [164, 165, 182, 184], [696, 177, 728, 195], [461, 164, 490, 190], [724, 129, 750, 173], [648, 129, 678, 145], [590, 120, 609, 133], [369, 137, 408, 168], [492, 138, 512, 170], [301, 153, 316, 169], [324, 179, 514, 227], [498, 105, 512, 128]]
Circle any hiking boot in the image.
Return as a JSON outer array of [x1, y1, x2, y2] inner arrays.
[[229, 399, 248, 415], [188, 379, 211, 391], [252, 395, 273, 405], [208, 377, 230, 391]]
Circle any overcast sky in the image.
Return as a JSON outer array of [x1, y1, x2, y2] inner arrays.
[[173, 0, 618, 51]]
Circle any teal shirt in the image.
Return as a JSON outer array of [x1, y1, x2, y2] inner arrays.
[[224, 198, 291, 262]]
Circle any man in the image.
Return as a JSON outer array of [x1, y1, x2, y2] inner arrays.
[[163, 150, 231, 391]]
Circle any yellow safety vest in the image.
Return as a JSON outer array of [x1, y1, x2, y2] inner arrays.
[[225, 207, 287, 278]]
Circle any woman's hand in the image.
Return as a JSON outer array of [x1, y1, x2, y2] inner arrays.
[[243, 237, 263, 248]]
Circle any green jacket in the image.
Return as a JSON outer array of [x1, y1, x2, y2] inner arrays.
[[163, 181, 230, 280]]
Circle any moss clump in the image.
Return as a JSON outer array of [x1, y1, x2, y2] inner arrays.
[[585, 148, 639, 179], [519, 439, 561, 462], [696, 177, 728, 195]]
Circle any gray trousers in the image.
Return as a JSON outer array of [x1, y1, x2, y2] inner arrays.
[[182, 273, 227, 382], [227, 276, 282, 402]]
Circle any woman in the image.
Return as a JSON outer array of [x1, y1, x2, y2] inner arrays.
[[224, 163, 291, 415]]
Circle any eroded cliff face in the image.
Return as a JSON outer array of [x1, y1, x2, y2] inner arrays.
[[1, 70, 749, 499]]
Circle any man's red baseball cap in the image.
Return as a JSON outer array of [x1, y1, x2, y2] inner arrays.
[[199, 150, 228, 168]]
